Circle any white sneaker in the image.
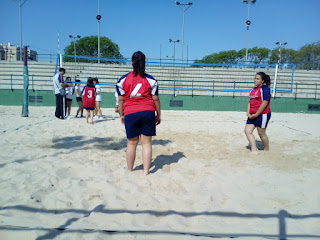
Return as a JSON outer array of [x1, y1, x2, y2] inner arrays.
[[99, 116, 104, 120], [66, 116, 71, 120], [93, 115, 99, 119]]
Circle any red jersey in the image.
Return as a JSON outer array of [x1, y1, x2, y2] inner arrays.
[[249, 85, 271, 114], [116, 72, 159, 116], [82, 86, 96, 108]]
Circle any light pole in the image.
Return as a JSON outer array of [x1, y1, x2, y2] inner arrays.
[[243, 0, 256, 63], [275, 42, 287, 64], [176, 1, 193, 63], [169, 39, 180, 62], [18, 0, 27, 61], [97, 0, 102, 63], [69, 35, 81, 62]]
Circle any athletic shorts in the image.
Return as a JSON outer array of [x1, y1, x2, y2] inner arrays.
[[66, 98, 72, 102], [76, 97, 82, 102], [247, 112, 271, 128], [84, 107, 95, 111], [124, 111, 156, 139]]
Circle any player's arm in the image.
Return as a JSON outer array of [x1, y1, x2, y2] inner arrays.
[[246, 102, 251, 118], [152, 95, 161, 125], [118, 95, 124, 124]]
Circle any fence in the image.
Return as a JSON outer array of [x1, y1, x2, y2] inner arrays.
[[0, 56, 319, 100]]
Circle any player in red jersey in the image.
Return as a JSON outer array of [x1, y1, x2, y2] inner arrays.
[[245, 72, 272, 154], [116, 51, 161, 176], [82, 77, 96, 125]]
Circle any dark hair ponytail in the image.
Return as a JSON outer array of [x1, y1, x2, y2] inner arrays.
[[87, 77, 95, 87], [256, 72, 271, 87], [132, 51, 146, 78]]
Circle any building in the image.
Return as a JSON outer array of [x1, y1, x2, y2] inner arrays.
[[0, 43, 37, 61]]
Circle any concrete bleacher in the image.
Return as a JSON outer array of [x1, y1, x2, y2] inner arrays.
[[0, 60, 319, 99]]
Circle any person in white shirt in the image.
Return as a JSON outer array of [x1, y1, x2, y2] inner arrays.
[[93, 78, 103, 119], [52, 68, 70, 119], [75, 79, 83, 117], [65, 77, 74, 119]]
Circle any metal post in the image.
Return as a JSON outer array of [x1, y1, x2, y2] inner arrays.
[[245, 2, 250, 63], [97, 0, 101, 63], [243, 0, 256, 63], [18, 0, 27, 61], [176, 1, 193, 63], [169, 39, 180, 62], [69, 35, 81, 62], [73, 41, 76, 62]]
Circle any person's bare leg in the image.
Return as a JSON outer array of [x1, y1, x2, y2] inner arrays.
[[96, 102, 102, 117], [90, 110, 94, 125], [86, 110, 89, 124], [244, 124, 258, 154], [140, 135, 152, 176], [80, 102, 83, 116], [257, 127, 269, 151], [126, 136, 139, 171], [67, 102, 72, 116]]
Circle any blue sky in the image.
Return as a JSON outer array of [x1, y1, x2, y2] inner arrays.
[[1, 0, 320, 61]]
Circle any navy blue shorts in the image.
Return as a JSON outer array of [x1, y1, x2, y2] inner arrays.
[[124, 111, 156, 139], [84, 107, 95, 111], [247, 112, 271, 128]]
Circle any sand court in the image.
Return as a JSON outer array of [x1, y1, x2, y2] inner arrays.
[[0, 106, 319, 240]]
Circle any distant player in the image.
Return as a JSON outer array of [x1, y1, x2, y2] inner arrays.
[[75, 79, 83, 118], [93, 78, 104, 120], [65, 77, 74, 119], [244, 72, 272, 153], [116, 51, 161, 176], [82, 77, 96, 125]]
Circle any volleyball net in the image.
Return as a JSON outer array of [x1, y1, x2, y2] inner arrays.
[[56, 54, 295, 97]]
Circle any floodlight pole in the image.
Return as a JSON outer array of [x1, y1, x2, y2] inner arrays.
[[97, 0, 101, 63], [243, 0, 256, 63], [169, 39, 180, 62], [276, 41, 287, 64], [69, 35, 81, 62], [176, 1, 193, 63], [18, 0, 27, 61]]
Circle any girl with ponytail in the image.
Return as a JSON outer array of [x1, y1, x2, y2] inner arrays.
[[116, 51, 161, 176], [244, 72, 272, 153]]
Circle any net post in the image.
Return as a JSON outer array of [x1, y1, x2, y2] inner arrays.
[[272, 63, 279, 98], [22, 46, 29, 117]]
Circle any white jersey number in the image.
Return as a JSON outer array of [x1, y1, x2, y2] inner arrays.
[[130, 83, 142, 98], [87, 90, 93, 98]]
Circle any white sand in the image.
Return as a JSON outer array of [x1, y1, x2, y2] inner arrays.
[[0, 106, 319, 240]]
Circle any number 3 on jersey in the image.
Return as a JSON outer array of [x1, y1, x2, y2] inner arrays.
[[87, 90, 93, 98], [130, 83, 142, 98]]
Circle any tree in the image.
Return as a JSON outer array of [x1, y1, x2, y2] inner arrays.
[[195, 47, 269, 65], [269, 48, 298, 64], [64, 36, 123, 62], [194, 50, 239, 64], [296, 41, 320, 70]]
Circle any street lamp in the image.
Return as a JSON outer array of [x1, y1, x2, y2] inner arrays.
[[97, 0, 102, 63], [169, 39, 180, 62], [69, 35, 81, 62], [243, 0, 256, 63], [176, 1, 193, 63], [275, 42, 287, 64]]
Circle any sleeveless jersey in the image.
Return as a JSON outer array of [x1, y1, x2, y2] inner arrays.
[[116, 72, 158, 116], [82, 86, 96, 108], [249, 85, 271, 114]]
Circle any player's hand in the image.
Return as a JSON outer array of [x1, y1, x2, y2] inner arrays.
[[120, 116, 125, 125], [249, 113, 257, 119], [156, 115, 161, 125]]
